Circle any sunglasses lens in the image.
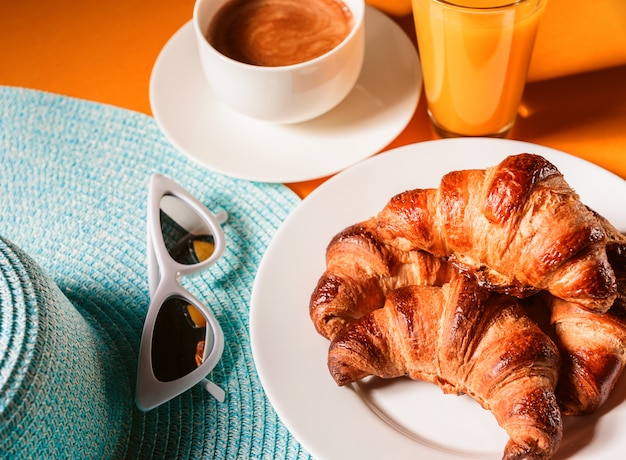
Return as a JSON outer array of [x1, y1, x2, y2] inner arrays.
[[151, 297, 215, 382], [159, 195, 216, 265]]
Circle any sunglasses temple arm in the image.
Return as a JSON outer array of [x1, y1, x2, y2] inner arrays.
[[214, 209, 228, 225], [202, 378, 226, 403]]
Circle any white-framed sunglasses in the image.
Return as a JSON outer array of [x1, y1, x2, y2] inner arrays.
[[136, 173, 227, 411]]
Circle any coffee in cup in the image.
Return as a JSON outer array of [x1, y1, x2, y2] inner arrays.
[[193, 0, 365, 124], [208, 0, 355, 67]]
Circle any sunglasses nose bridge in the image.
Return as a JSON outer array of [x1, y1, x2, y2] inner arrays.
[[154, 253, 195, 290]]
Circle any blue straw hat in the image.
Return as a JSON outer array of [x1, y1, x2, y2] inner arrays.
[[0, 86, 311, 459]]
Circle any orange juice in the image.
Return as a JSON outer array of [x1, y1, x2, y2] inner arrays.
[[412, 0, 546, 137]]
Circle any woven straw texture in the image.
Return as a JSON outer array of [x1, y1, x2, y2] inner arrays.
[[0, 86, 311, 459], [0, 237, 129, 457]]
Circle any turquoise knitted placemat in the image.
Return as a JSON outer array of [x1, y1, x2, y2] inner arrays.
[[0, 86, 311, 459]]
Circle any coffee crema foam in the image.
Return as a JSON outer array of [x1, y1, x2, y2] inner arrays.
[[208, 0, 354, 67]]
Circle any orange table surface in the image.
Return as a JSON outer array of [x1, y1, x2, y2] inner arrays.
[[1, 0, 625, 199]]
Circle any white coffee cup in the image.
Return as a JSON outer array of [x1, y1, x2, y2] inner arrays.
[[193, 0, 365, 124]]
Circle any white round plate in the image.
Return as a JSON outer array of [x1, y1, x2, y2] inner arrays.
[[149, 6, 421, 183], [250, 138, 626, 460]]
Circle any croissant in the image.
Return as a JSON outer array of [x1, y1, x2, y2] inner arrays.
[[328, 276, 562, 460], [548, 211, 626, 415], [309, 218, 456, 340], [375, 153, 616, 313]]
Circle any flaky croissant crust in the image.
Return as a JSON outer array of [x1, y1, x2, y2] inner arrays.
[[375, 154, 616, 312], [310, 217, 455, 340], [329, 277, 562, 460], [547, 212, 626, 414]]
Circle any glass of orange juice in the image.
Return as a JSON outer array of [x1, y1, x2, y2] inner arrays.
[[411, 0, 547, 138]]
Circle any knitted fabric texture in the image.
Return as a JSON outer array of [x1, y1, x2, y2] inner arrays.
[[0, 86, 310, 459]]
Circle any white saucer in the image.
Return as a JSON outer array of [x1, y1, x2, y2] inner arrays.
[[149, 6, 421, 183]]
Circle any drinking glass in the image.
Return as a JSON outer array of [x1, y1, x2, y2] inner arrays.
[[412, 0, 547, 138]]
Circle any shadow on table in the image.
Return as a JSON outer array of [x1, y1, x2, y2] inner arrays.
[[515, 64, 626, 139]]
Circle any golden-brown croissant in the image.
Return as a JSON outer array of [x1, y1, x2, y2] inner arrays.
[[309, 218, 456, 340], [328, 276, 562, 460], [375, 153, 616, 312], [548, 212, 626, 415]]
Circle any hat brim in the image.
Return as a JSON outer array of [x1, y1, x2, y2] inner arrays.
[[0, 86, 310, 459]]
